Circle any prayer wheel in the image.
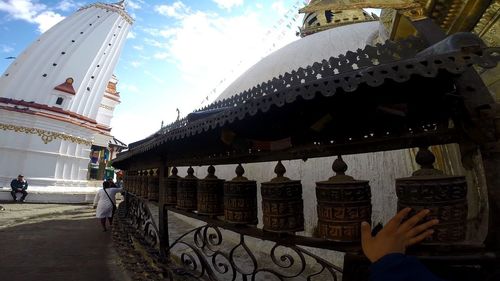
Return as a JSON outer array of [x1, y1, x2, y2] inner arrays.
[[130, 171, 137, 194], [142, 170, 149, 199], [123, 172, 129, 192], [316, 156, 371, 242], [396, 147, 467, 242], [176, 167, 198, 211], [261, 161, 304, 233], [148, 169, 159, 201], [162, 167, 179, 206], [197, 165, 225, 216], [224, 164, 258, 224]]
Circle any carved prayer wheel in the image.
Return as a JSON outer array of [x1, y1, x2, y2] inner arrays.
[[162, 167, 179, 205], [142, 170, 149, 199], [176, 167, 198, 211], [224, 164, 258, 224], [148, 169, 159, 201], [197, 165, 225, 216], [131, 171, 137, 194], [316, 156, 372, 242], [261, 161, 304, 233], [396, 147, 467, 242]]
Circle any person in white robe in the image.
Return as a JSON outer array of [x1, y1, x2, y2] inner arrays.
[[93, 178, 123, 231]]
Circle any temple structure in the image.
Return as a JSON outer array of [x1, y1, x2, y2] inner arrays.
[[0, 1, 132, 192]]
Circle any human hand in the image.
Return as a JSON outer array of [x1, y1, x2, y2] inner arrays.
[[360, 208, 439, 263]]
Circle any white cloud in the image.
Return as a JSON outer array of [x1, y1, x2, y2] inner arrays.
[[213, 0, 243, 10], [132, 45, 144, 51], [144, 38, 169, 49], [119, 83, 139, 93], [130, 61, 141, 68], [56, 0, 80, 12], [34, 11, 65, 32], [154, 1, 189, 19], [271, 1, 287, 15], [143, 7, 297, 111], [127, 0, 141, 10], [0, 44, 14, 53], [127, 31, 136, 39], [0, 0, 65, 33], [143, 27, 180, 39], [153, 52, 169, 60]]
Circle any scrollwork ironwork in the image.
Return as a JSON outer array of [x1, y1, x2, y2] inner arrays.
[[167, 224, 342, 281], [125, 192, 160, 249]]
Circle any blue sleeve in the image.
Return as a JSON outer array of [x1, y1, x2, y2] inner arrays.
[[10, 180, 16, 190], [370, 253, 444, 281], [24, 181, 28, 190]]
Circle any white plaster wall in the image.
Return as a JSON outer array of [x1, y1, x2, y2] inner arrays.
[[96, 96, 119, 126], [0, 110, 93, 191]]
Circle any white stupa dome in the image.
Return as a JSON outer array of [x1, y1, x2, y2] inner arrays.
[[216, 21, 379, 102]]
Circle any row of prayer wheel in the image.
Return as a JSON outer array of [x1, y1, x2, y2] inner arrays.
[[123, 169, 159, 201], [123, 147, 467, 243]]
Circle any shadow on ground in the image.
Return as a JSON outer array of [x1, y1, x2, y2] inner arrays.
[[0, 204, 131, 281]]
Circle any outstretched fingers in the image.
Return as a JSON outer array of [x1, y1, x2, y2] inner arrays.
[[400, 209, 430, 233], [406, 219, 439, 238], [385, 208, 412, 231], [408, 229, 434, 246]]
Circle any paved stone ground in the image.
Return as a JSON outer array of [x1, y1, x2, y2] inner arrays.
[[0, 201, 132, 281]]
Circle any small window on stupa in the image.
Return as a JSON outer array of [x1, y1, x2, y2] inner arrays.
[[61, 52, 66, 55], [72, 40, 75, 42], [91, 76, 95, 79], [80, 32, 84, 34], [87, 87, 91, 91], [97, 65, 100, 67], [89, 23, 92, 26], [109, 43, 111, 46], [56, 97, 64, 105], [5, 73, 9, 76], [53, 63, 57, 66], [42, 74, 47, 77]]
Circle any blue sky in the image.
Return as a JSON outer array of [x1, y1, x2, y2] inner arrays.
[[0, 0, 308, 144]]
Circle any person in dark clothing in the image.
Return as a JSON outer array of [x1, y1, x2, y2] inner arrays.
[[10, 174, 28, 203], [361, 208, 443, 281]]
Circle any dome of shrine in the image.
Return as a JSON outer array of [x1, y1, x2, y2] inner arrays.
[[215, 20, 379, 102]]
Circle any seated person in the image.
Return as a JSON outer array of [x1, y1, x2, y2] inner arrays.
[[361, 208, 442, 281], [10, 174, 28, 203]]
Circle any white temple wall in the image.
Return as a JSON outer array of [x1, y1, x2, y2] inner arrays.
[[87, 20, 130, 119], [0, 110, 93, 191]]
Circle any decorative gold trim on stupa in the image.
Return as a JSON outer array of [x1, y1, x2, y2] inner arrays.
[[299, 7, 377, 37], [300, 0, 421, 13], [0, 123, 93, 145]]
